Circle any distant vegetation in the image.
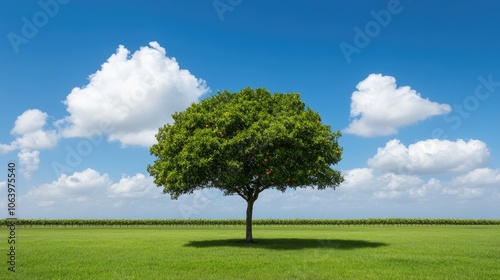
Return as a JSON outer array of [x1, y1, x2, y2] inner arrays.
[[4, 218, 500, 227]]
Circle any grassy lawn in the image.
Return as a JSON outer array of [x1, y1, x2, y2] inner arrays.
[[4, 225, 500, 279]]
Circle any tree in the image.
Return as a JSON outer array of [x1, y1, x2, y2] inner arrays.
[[147, 87, 344, 242]]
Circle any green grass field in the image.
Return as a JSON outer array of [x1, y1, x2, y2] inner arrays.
[[5, 225, 500, 279]]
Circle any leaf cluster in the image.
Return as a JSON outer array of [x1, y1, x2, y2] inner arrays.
[[147, 88, 343, 200]]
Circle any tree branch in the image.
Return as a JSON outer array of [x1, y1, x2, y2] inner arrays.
[[257, 184, 269, 194], [234, 187, 247, 201]]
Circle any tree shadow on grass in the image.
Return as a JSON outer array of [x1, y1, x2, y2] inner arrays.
[[184, 238, 387, 250]]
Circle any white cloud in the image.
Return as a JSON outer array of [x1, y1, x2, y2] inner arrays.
[[337, 165, 500, 203], [408, 178, 442, 198], [22, 169, 167, 217], [451, 168, 500, 187], [2, 43, 208, 180], [58, 41, 209, 147], [442, 187, 484, 199], [340, 168, 374, 190], [0, 109, 59, 179], [368, 139, 489, 174], [2, 109, 59, 152], [340, 139, 496, 203], [345, 74, 451, 137], [17, 166, 500, 218], [27, 169, 112, 205], [440, 168, 500, 200], [11, 109, 49, 135], [0, 143, 16, 154], [340, 168, 424, 200], [108, 173, 159, 198], [18, 150, 40, 180], [339, 168, 459, 202], [14, 130, 59, 151], [10, 109, 59, 150]]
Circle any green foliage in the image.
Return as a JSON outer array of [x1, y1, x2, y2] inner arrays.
[[5, 218, 500, 227], [147, 87, 343, 201]]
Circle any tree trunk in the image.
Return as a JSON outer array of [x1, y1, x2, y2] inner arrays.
[[245, 199, 255, 243]]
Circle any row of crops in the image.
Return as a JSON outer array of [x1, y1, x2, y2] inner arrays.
[[2, 218, 500, 227]]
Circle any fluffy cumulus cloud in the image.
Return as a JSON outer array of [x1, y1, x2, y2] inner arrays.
[[11, 109, 50, 135], [26, 169, 112, 207], [0, 143, 16, 154], [1, 42, 208, 178], [368, 139, 489, 174], [333, 139, 498, 204], [11, 109, 59, 150], [451, 168, 500, 187], [442, 168, 500, 199], [0, 109, 59, 179], [58, 41, 209, 147], [17, 166, 500, 218], [20, 168, 237, 219], [340, 168, 424, 200], [108, 173, 159, 198], [408, 178, 442, 199], [340, 168, 374, 190], [345, 74, 451, 137], [338, 167, 500, 202], [22, 169, 167, 217]]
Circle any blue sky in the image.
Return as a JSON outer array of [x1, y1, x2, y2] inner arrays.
[[1, 0, 499, 219]]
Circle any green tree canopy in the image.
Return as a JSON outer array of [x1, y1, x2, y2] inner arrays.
[[148, 87, 343, 242]]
